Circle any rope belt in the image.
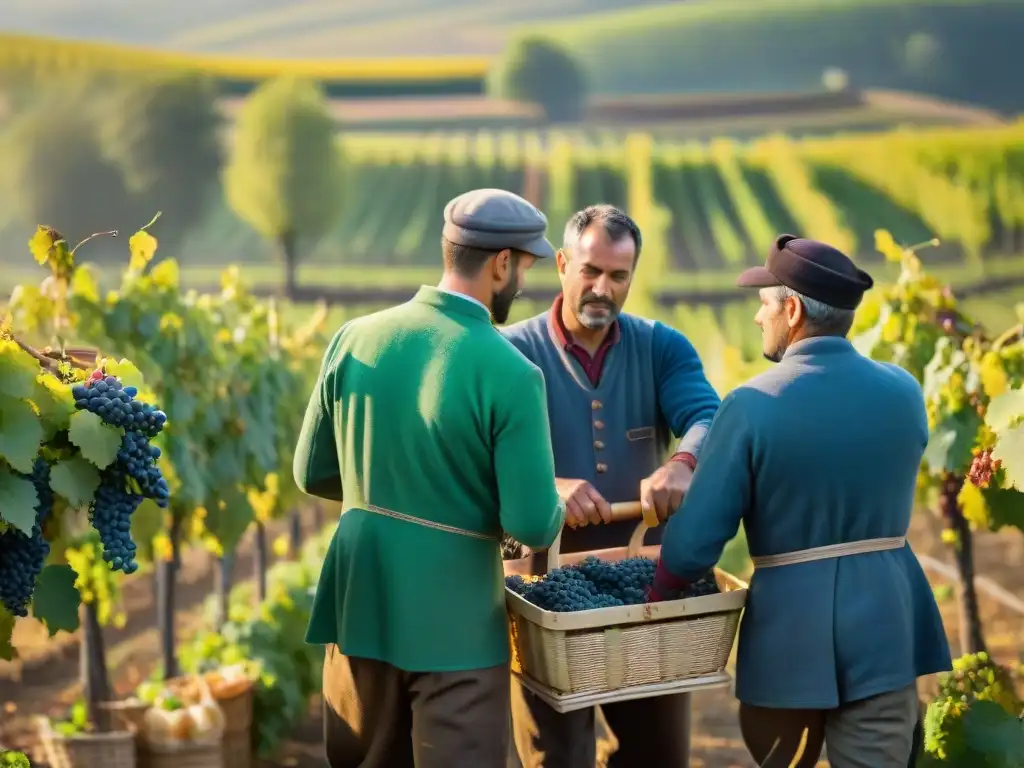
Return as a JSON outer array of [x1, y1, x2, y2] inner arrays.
[[360, 503, 500, 542], [752, 536, 907, 569]]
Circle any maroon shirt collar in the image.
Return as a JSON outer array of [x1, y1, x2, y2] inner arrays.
[[548, 294, 620, 386]]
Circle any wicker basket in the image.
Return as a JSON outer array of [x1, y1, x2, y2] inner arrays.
[[506, 520, 748, 697], [36, 717, 136, 768], [98, 699, 150, 734], [164, 673, 253, 734], [138, 741, 223, 768]]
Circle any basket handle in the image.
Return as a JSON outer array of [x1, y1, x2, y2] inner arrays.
[[546, 500, 652, 574]]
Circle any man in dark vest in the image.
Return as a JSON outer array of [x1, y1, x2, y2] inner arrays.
[[648, 235, 951, 767], [294, 189, 567, 768], [502, 204, 721, 767]]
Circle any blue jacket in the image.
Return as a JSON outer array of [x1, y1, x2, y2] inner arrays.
[[503, 310, 720, 552], [660, 336, 952, 708]]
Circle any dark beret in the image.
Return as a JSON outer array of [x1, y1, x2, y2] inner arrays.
[[443, 188, 555, 259], [735, 234, 874, 310]]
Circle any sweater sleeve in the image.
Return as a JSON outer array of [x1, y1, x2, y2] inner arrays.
[[493, 363, 565, 550], [293, 331, 344, 502], [659, 391, 752, 582], [652, 322, 721, 457]]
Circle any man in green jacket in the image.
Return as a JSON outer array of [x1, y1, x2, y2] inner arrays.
[[294, 189, 566, 768]]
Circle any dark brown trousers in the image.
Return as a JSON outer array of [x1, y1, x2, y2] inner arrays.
[[510, 676, 691, 767], [322, 644, 511, 768]]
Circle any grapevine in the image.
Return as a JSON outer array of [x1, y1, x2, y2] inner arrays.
[[921, 652, 1024, 766], [0, 225, 169, 659], [505, 556, 719, 612], [854, 230, 1024, 534], [0, 750, 30, 768]]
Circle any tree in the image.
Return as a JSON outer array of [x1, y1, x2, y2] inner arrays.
[[224, 76, 343, 299], [95, 71, 223, 255], [0, 100, 133, 246], [489, 36, 589, 123]]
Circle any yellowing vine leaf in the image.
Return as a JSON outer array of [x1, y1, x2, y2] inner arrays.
[[100, 358, 146, 392], [874, 229, 903, 262], [33, 373, 76, 431], [0, 606, 16, 661], [69, 264, 100, 303], [28, 226, 56, 266], [149, 259, 179, 290], [992, 426, 1024, 490], [0, 339, 41, 400], [128, 230, 158, 271]]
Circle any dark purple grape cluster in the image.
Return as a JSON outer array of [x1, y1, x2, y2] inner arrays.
[[71, 370, 170, 574], [505, 556, 720, 612], [0, 459, 54, 616], [72, 374, 167, 438]]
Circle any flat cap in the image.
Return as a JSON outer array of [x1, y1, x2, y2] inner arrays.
[[736, 234, 874, 310], [443, 188, 555, 259]]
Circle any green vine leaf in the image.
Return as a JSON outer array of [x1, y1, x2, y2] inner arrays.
[[980, 487, 1024, 534], [0, 466, 39, 535], [924, 408, 983, 474], [961, 699, 1024, 763], [68, 410, 123, 469], [0, 397, 45, 474], [49, 457, 102, 508], [31, 564, 81, 636], [204, 488, 255, 553]]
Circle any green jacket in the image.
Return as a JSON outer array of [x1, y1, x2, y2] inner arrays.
[[294, 286, 564, 672]]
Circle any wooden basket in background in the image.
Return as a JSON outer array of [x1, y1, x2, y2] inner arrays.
[[37, 717, 136, 768], [505, 502, 748, 702], [137, 740, 223, 768]]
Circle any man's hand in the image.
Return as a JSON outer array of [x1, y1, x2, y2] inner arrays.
[[555, 478, 613, 528], [640, 461, 693, 524]]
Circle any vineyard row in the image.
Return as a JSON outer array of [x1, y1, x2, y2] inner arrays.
[[183, 123, 1024, 274]]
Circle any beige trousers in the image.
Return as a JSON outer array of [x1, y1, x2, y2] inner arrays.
[[739, 684, 919, 768]]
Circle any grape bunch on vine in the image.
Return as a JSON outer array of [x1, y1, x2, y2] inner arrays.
[[0, 224, 169, 659]]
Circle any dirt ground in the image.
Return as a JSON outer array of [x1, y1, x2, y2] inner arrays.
[[2, 511, 1022, 768]]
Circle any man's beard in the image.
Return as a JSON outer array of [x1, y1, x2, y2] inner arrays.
[[492, 274, 521, 325], [575, 293, 618, 330], [762, 333, 787, 363]]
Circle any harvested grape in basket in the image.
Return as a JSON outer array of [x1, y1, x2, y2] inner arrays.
[[505, 556, 720, 612]]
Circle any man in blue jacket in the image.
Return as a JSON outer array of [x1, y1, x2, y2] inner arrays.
[[649, 234, 951, 768], [503, 204, 721, 767]]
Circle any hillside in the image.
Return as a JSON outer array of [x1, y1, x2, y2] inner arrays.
[[3, 0, 1021, 112], [0, 0, 657, 58], [523, 0, 1024, 111]]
